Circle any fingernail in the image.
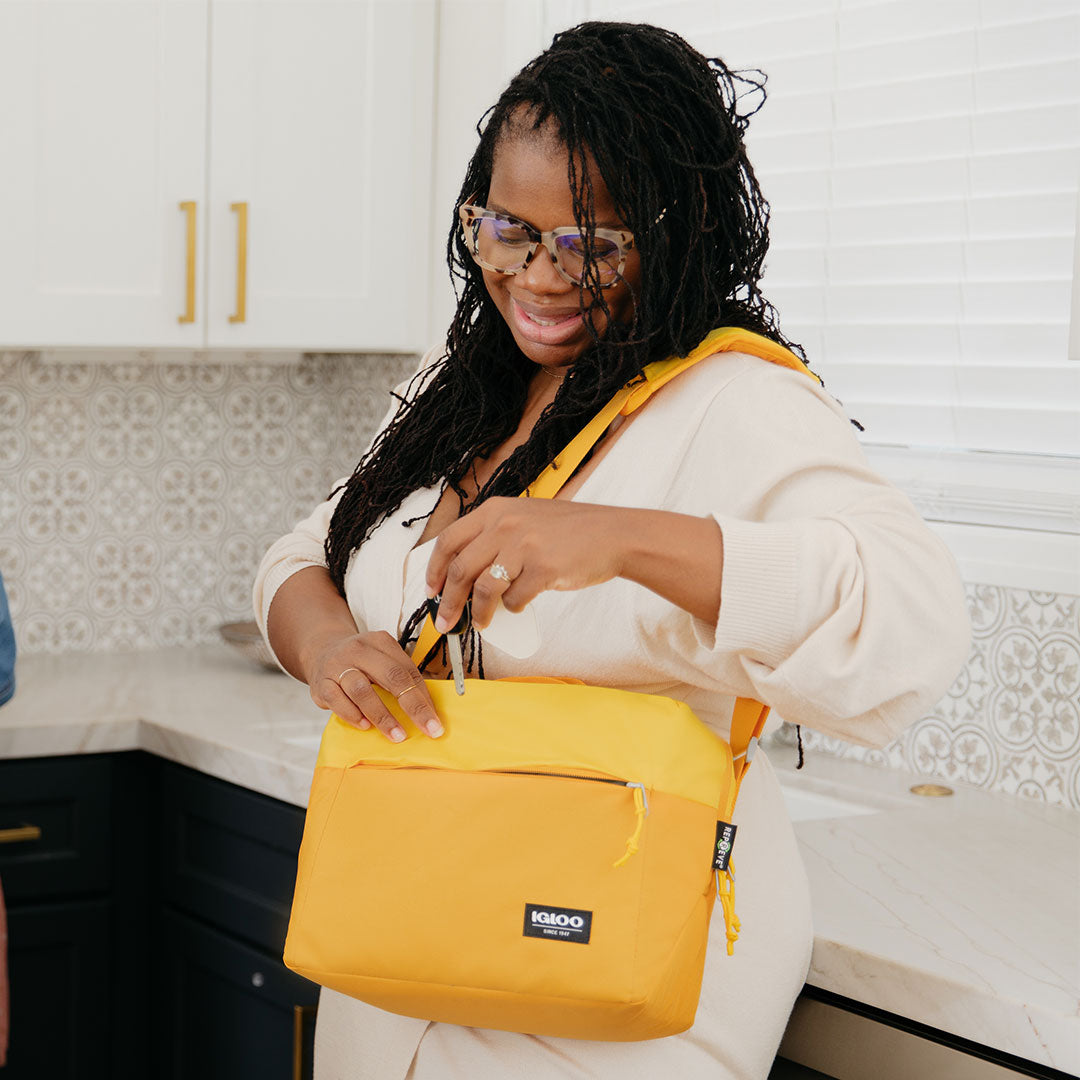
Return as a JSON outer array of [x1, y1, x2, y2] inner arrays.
[[427, 719, 444, 738], [389, 727, 405, 743], [358, 717, 371, 730], [434, 614, 450, 634], [425, 584, 437, 599]]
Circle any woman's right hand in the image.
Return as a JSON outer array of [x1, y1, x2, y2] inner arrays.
[[306, 630, 444, 742]]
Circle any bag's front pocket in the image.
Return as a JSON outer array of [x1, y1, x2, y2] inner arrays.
[[298, 764, 649, 1006]]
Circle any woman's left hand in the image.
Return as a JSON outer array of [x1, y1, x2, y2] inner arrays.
[[424, 497, 626, 633]]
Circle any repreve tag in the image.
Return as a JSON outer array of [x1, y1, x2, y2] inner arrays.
[[713, 821, 737, 872]]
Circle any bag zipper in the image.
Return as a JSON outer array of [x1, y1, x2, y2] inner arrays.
[[491, 769, 650, 868], [493, 768, 623, 785]]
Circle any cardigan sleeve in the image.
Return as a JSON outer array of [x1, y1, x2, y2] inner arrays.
[[252, 345, 445, 645], [252, 485, 350, 644], [637, 357, 971, 748]]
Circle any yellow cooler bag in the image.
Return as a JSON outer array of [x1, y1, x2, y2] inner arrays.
[[283, 681, 766, 1041], [282, 328, 818, 1040]]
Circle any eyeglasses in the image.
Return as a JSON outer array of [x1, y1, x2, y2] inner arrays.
[[458, 200, 635, 288]]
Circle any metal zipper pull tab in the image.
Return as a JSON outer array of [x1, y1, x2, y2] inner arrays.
[[446, 632, 465, 696], [428, 597, 469, 696]]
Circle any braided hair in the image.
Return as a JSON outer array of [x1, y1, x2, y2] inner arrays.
[[324, 20, 800, 597]]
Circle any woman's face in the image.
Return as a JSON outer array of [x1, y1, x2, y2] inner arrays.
[[480, 131, 641, 372]]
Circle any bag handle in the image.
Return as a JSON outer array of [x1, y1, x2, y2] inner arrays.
[[412, 327, 818, 775]]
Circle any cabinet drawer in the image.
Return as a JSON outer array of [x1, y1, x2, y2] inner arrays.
[[0, 755, 112, 902], [157, 760, 306, 955]]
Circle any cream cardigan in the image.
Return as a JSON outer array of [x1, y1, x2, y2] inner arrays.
[[254, 345, 970, 1079], [255, 345, 969, 746]]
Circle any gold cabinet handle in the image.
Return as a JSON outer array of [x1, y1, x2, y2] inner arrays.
[[0, 824, 42, 845], [230, 201, 248, 323], [293, 1004, 315, 1080], [178, 200, 197, 323]]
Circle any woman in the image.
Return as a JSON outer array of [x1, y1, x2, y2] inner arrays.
[[255, 22, 970, 1079]]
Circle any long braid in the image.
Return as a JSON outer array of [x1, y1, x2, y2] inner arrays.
[[324, 21, 801, 596]]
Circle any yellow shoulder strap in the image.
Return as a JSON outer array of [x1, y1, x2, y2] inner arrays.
[[524, 326, 819, 500], [622, 325, 820, 414], [415, 327, 818, 772]]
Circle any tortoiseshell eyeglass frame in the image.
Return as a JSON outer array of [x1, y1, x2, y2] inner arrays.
[[458, 200, 636, 288]]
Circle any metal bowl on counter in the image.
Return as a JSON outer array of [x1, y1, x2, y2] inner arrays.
[[218, 620, 281, 672]]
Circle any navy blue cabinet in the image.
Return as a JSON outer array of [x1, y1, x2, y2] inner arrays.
[[0, 753, 317, 1079], [157, 907, 316, 1080], [0, 753, 150, 1080], [4, 898, 113, 1077], [153, 760, 318, 1079]]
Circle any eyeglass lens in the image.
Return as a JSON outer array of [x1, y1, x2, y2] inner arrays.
[[474, 216, 622, 284]]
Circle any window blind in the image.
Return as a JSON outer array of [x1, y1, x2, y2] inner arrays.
[[555, 0, 1080, 459]]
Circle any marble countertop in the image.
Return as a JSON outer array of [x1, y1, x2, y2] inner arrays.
[[2, 645, 1077, 1073]]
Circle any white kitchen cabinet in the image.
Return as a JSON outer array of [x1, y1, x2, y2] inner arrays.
[[206, 0, 435, 351], [0, 0, 209, 350], [0, 0, 435, 353]]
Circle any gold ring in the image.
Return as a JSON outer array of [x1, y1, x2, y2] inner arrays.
[[336, 667, 361, 683], [488, 562, 513, 584], [396, 684, 424, 700]]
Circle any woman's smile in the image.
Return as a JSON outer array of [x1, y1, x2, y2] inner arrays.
[[509, 296, 585, 345]]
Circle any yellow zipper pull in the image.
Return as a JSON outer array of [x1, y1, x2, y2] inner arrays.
[[715, 861, 741, 955], [613, 783, 649, 868]]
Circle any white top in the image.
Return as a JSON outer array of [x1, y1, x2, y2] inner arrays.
[[253, 343, 971, 1079]]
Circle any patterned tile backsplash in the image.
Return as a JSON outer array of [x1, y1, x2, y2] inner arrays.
[[2, 349, 1078, 809], [774, 586, 1080, 809], [1, 349, 416, 653]]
